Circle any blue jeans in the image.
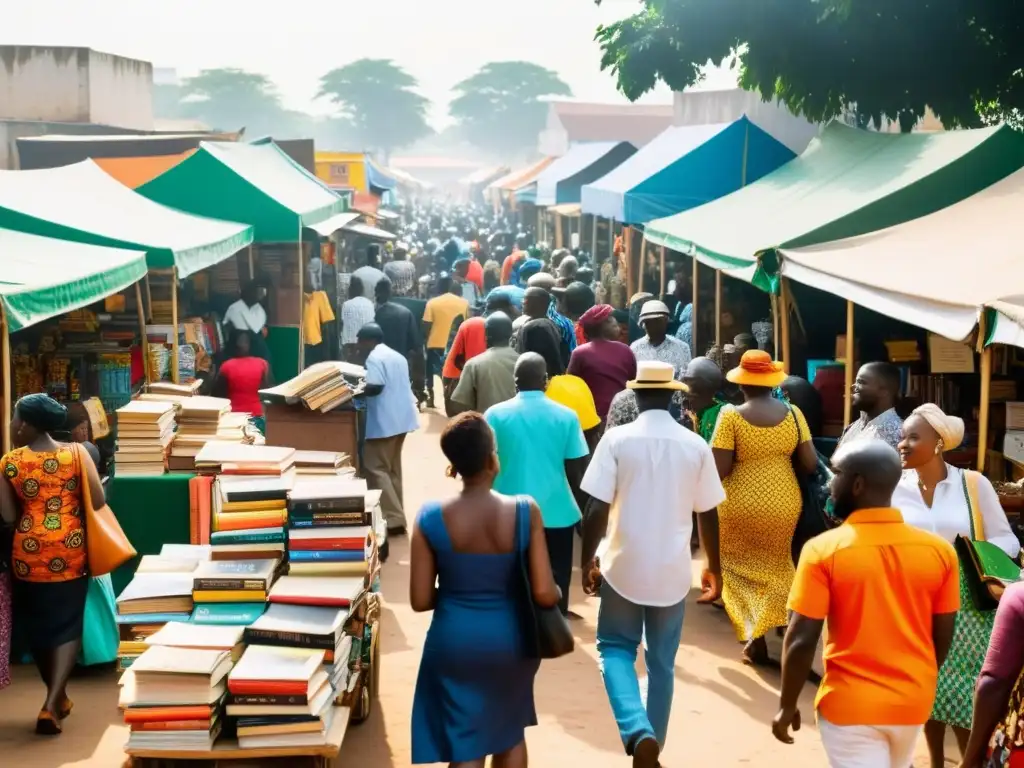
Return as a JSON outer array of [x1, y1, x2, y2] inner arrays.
[[596, 582, 686, 754]]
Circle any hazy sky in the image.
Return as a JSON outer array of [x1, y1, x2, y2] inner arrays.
[[3, 0, 736, 125]]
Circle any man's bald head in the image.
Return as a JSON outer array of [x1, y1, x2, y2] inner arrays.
[[484, 311, 513, 348], [830, 439, 903, 519], [684, 357, 724, 389], [514, 352, 548, 392], [523, 286, 551, 319]]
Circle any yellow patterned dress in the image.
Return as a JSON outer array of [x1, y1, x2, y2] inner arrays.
[[711, 406, 809, 641]]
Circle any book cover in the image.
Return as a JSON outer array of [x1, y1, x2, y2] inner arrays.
[[191, 603, 267, 626], [192, 590, 267, 604], [288, 550, 365, 564], [288, 497, 365, 515], [288, 511, 368, 528], [210, 527, 286, 546], [193, 558, 279, 591]]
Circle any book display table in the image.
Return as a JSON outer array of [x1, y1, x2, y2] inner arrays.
[[264, 404, 362, 472]]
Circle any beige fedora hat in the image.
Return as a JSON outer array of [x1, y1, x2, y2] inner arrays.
[[627, 360, 689, 391]]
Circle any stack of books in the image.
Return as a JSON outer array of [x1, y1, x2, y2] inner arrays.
[[170, 398, 248, 473], [198, 445, 297, 535], [121, 646, 233, 752], [285, 478, 379, 578], [259, 361, 364, 414], [146, 622, 247, 663], [293, 451, 355, 478], [227, 644, 338, 750], [195, 444, 296, 476], [114, 400, 177, 475], [192, 558, 280, 609], [210, 525, 286, 562]]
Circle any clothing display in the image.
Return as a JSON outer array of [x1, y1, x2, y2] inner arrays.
[[302, 290, 336, 345]]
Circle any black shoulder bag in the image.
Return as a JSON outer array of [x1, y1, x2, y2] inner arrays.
[[788, 405, 835, 566], [514, 497, 574, 660]]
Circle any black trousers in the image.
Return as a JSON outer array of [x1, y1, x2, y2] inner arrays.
[[545, 525, 575, 616]]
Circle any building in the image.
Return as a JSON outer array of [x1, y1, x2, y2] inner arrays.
[[673, 88, 819, 154], [538, 101, 674, 157]]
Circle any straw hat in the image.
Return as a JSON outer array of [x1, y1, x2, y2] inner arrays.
[[627, 361, 689, 391], [726, 350, 786, 388], [638, 299, 670, 322]]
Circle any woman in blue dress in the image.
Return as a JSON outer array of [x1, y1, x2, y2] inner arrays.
[[410, 412, 560, 767]]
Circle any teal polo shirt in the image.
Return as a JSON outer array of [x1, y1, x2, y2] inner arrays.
[[485, 391, 589, 529]]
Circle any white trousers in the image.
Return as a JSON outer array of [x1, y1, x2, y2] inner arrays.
[[818, 715, 922, 768]]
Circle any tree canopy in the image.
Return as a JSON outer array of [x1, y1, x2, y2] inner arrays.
[[594, 0, 1024, 131], [449, 61, 573, 157], [318, 59, 432, 159], [171, 68, 309, 138]]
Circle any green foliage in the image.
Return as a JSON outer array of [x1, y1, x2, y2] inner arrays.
[[449, 61, 573, 157], [594, 0, 1024, 132], [318, 59, 432, 158], [175, 68, 309, 138]]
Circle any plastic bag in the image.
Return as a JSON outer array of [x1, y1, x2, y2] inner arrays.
[[77, 575, 119, 666]]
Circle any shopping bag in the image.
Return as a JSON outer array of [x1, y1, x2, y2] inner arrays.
[[77, 575, 119, 666], [77, 445, 136, 576]]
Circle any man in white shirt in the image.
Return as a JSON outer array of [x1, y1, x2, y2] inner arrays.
[[352, 245, 387, 300], [223, 281, 269, 359], [580, 360, 726, 768]]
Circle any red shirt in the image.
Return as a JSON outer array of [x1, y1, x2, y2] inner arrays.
[[466, 259, 484, 291], [442, 317, 487, 379], [219, 356, 269, 417]]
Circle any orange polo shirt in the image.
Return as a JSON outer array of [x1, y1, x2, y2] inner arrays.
[[788, 507, 960, 726]]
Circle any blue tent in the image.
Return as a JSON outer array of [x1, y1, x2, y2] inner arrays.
[[514, 182, 538, 205], [581, 117, 796, 224], [365, 158, 397, 194], [535, 141, 637, 206]]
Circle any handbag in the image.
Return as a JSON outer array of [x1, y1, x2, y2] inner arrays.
[[985, 667, 1024, 767], [76, 444, 136, 577], [77, 574, 120, 666], [957, 470, 1022, 612], [513, 496, 574, 660], [787, 404, 834, 566]]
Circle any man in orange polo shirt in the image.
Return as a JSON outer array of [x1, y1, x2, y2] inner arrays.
[[772, 439, 959, 767]]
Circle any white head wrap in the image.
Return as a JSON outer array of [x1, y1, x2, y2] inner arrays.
[[912, 403, 965, 451]]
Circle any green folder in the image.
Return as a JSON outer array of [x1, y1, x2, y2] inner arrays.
[[955, 535, 1022, 612]]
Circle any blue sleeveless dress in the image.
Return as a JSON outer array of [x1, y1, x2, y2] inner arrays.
[[411, 500, 540, 764]]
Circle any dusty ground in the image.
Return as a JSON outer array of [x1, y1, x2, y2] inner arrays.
[[1, 408, 955, 767]]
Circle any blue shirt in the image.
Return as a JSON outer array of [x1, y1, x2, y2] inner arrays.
[[486, 285, 526, 311], [364, 344, 419, 440], [548, 302, 577, 357], [485, 391, 589, 528]]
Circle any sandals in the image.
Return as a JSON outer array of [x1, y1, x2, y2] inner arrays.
[[59, 696, 74, 719], [35, 710, 62, 736]]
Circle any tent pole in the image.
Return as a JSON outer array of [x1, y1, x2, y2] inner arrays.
[[144, 274, 153, 322], [977, 313, 992, 473], [591, 215, 598, 256], [555, 212, 563, 250], [135, 281, 151, 386], [659, 246, 666, 296], [843, 301, 855, 427], [780, 277, 791, 373], [624, 226, 634, 300], [715, 270, 722, 347], [171, 267, 180, 384], [691, 257, 699, 356], [772, 294, 780, 359], [637, 231, 644, 295], [1, 305, 10, 455], [248, 244, 255, 279], [608, 218, 615, 266], [298, 230, 305, 373], [537, 207, 543, 242]]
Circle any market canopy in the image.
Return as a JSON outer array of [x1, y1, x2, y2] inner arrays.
[[778, 165, 1024, 343], [94, 151, 195, 189], [365, 159, 397, 193], [307, 211, 362, 237], [460, 165, 511, 188], [343, 222, 397, 241], [0, 227, 148, 332], [139, 141, 346, 242], [535, 141, 636, 207], [0, 160, 253, 279], [645, 121, 1024, 288], [581, 118, 795, 224], [487, 157, 556, 193]]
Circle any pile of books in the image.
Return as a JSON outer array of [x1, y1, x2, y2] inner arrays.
[[114, 400, 177, 475], [116, 545, 210, 671], [170, 398, 249, 473], [198, 445, 296, 535], [259, 361, 365, 414], [121, 645, 232, 752], [293, 451, 355, 478], [227, 643, 339, 750], [192, 558, 280, 613]]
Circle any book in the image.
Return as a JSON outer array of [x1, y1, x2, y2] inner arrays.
[[145, 623, 245, 657], [211, 527, 285, 545], [225, 679, 333, 717], [117, 573, 195, 615], [123, 704, 219, 723], [221, 499, 288, 514], [228, 645, 327, 691], [192, 558, 279, 591], [194, 443, 296, 473], [218, 472, 296, 504], [191, 602, 267, 626], [135, 555, 201, 574], [286, 562, 368, 576], [192, 590, 267, 604], [287, 550, 365, 563], [244, 604, 348, 650], [161, 544, 212, 561], [288, 511, 369, 528], [120, 647, 233, 707], [288, 525, 370, 546], [213, 508, 289, 533], [236, 706, 336, 749], [268, 576, 365, 608], [289, 477, 368, 513]]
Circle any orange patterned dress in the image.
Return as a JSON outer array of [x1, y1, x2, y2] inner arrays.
[[4, 445, 87, 582]]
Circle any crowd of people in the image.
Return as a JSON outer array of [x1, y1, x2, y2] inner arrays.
[[340, 201, 1024, 768]]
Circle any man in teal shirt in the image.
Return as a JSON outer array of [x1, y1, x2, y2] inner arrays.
[[485, 352, 589, 616]]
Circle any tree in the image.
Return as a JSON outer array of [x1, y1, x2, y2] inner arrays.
[[594, 0, 1024, 132], [449, 62, 573, 158], [317, 59, 432, 160], [176, 68, 310, 138]]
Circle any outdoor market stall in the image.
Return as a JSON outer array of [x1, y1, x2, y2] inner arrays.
[[485, 156, 556, 213], [314, 151, 398, 212], [644, 120, 1024, 361], [137, 140, 349, 381]]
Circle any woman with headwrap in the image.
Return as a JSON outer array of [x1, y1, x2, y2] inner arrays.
[[0, 394, 105, 734], [567, 304, 637, 425], [891, 404, 1021, 767]]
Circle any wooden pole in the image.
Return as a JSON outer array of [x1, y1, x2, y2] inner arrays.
[[978, 312, 992, 472], [170, 267, 180, 384], [1, 306, 11, 454], [134, 281, 151, 386], [659, 246, 666, 296], [591, 215, 598, 256], [298, 231, 305, 373], [691, 256, 699, 355], [248, 244, 255, 279], [636, 231, 644, 295], [843, 301, 855, 427], [780, 277, 792, 373], [537, 207, 542, 242], [715, 270, 722, 347], [624, 226, 634, 300], [143, 273, 153, 322], [555, 212, 563, 250], [609, 218, 616, 265]]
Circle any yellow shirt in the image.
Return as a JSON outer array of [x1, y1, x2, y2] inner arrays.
[[546, 374, 601, 431], [423, 294, 469, 350], [303, 291, 335, 345]]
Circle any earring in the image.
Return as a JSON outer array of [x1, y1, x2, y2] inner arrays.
[[935, 439, 944, 455]]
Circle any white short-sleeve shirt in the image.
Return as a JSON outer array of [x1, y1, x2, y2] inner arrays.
[[223, 299, 267, 334], [582, 408, 726, 606]]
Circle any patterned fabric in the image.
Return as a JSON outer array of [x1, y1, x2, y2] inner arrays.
[[0, 570, 9, 689], [340, 296, 376, 346], [605, 388, 684, 430], [673, 303, 694, 357], [5, 445, 86, 582], [711, 406, 809, 641], [932, 569, 997, 729], [547, 303, 578, 355], [384, 260, 417, 296], [692, 400, 726, 443], [839, 407, 904, 452], [631, 335, 692, 378], [985, 668, 1024, 766]]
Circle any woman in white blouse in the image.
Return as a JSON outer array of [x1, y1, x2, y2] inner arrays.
[[892, 404, 1020, 768]]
